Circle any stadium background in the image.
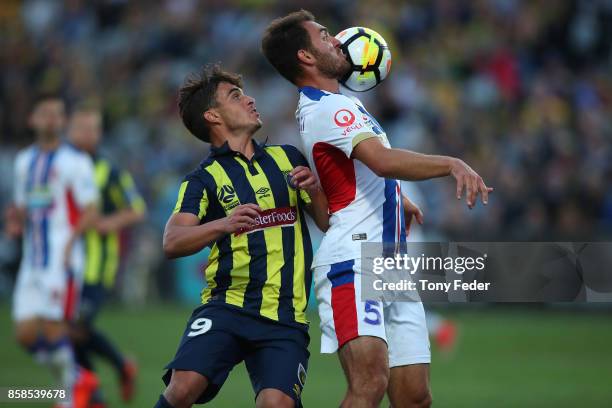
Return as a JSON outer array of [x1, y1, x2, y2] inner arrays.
[[0, 0, 611, 406]]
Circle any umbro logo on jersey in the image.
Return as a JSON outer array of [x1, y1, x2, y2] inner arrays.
[[255, 187, 270, 196], [218, 185, 236, 204]]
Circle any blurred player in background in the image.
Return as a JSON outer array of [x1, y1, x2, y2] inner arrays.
[[67, 105, 146, 406], [156, 65, 329, 408], [262, 10, 492, 408], [9, 94, 100, 408]]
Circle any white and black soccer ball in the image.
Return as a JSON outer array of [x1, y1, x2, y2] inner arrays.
[[336, 27, 392, 92]]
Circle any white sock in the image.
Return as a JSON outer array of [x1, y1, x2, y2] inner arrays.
[[45, 337, 78, 402]]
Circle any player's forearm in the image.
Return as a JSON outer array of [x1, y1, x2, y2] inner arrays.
[[163, 219, 226, 259], [100, 209, 145, 232], [305, 188, 330, 232], [378, 149, 455, 181], [4, 205, 25, 238], [72, 204, 99, 237]]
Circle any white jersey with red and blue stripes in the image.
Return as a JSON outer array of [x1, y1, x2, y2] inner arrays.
[[296, 86, 406, 267], [12, 143, 98, 322], [14, 143, 98, 272]]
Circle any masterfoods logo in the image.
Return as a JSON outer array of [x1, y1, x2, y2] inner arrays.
[[236, 207, 297, 235]]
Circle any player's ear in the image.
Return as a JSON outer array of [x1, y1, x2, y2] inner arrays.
[[297, 49, 315, 66], [203, 109, 221, 125]]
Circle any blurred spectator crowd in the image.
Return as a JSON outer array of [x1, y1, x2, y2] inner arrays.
[[1, 0, 611, 298]]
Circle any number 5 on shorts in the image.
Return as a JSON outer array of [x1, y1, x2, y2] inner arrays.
[[364, 300, 381, 325], [187, 318, 212, 337]]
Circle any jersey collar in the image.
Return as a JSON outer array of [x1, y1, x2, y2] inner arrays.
[[298, 86, 331, 101], [209, 139, 265, 159]]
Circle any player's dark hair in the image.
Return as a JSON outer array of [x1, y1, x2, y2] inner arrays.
[[178, 64, 243, 143], [32, 92, 64, 110], [72, 100, 101, 115], [261, 9, 315, 84]]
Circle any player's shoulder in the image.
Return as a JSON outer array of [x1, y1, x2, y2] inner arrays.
[[301, 87, 354, 107], [264, 143, 303, 157], [14, 146, 36, 174], [58, 143, 92, 161], [15, 145, 36, 163], [182, 162, 216, 191]]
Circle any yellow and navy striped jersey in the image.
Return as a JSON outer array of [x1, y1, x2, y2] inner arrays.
[[173, 140, 313, 326], [84, 156, 146, 288]]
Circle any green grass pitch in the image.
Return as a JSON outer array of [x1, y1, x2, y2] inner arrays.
[[1, 304, 611, 407]]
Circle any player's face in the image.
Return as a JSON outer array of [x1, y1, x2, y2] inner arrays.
[[214, 82, 262, 134], [303, 21, 351, 79], [68, 112, 102, 153], [29, 99, 66, 138]]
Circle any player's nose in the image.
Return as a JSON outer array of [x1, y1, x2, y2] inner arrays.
[[246, 95, 256, 106]]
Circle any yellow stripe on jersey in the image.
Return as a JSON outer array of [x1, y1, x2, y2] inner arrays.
[[119, 172, 146, 214], [94, 160, 111, 193], [84, 230, 102, 285], [265, 147, 308, 323], [103, 233, 119, 288], [173, 181, 189, 214], [232, 156, 283, 321], [198, 189, 208, 219], [202, 161, 250, 309], [352, 132, 378, 149], [201, 244, 219, 301]]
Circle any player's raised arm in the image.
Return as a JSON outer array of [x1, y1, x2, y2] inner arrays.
[[352, 136, 493, 209]]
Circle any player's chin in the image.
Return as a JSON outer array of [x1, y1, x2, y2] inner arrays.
[[336, 64, 351, 79]]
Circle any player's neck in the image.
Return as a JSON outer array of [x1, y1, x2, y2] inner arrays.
[[214, 133, 255, 160], [297, 75, 340, 94], [36, 134, 62, 151]]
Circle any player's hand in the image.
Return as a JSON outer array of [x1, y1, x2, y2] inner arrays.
[[403, 196, 424, 235], [222, 203, 261, 234], [449, 158, 493, 209], [3, 205, 23, 238], [95, 217, 118, 235], [290, 166, 322, 195]]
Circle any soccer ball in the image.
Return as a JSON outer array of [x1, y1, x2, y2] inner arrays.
[[336, 27, 392, 92]]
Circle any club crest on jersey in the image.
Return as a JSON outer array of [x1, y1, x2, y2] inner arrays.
[[334, 109, 356, 127], [283, 170, 296, 189], [218, 185, 240, 211]]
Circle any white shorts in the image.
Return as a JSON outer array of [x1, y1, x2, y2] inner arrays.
[[12, 263, 81, 322], [314, 259, 430, 367]]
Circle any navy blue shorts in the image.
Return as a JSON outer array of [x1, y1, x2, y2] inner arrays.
[[162, 304, 310, 405], [78, 284, 107, 325]]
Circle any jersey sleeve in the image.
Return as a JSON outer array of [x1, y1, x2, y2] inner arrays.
[[281, 145, 312, 205], [116, 169, 146, 214], [307, 94, 380, 158], [71, 154, 99, 208], [172, 171, 209, 220]]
